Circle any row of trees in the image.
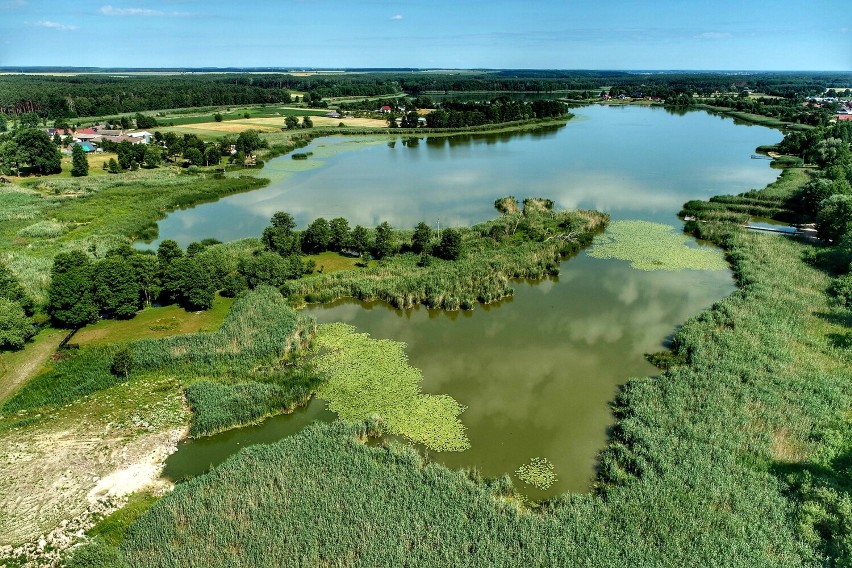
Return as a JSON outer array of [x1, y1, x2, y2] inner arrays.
[[423, 99, 567, 129], [47, 240, 229, 329]]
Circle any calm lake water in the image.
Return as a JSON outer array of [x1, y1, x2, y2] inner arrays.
[[163, 105, 781, 498]]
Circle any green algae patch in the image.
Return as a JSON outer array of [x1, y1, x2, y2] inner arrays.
[[587, 220, 728, 271], [515, 457, 557, 490], [313, 322, 469, 452]]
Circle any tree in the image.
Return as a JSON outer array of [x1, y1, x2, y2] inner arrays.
[[204, 145, 220, 166], [157, 239, 184, 266], [436, 228, 462, 260], [262, 212, 302, 256], [0, 298, 34, 350], [817, 194, 852, 242], [71, 143, 89, 177], [373, 221, 394, 260], [301, 217, 332, 253], [128, 253, 160, 307], [20, 112, 39, 129], [108, 157, 121, 174], [176, 257, 216, 310], [184, 147, 203, 167], [48, 251, 99, 328], [143, 145, 162, 168], [0, 114, 7, 132], [214, 113, 224, 122], [329, 217, 350, 250], [52, 132, 62, 146], [285, 116, 299, 130], [93, 256, 140, 319], [13, 128, 62, 175], [411, 221, 432, 254], [302, 116, 313, 129], [238, 251, 300, 288], [236, 130, 264, 155], [351, 225, 370, 256]]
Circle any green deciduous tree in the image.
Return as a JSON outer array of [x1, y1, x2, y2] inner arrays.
[[351, 225, 370, 257], [0, 298, 34, 350], [817, 194, 852, 243], [373, 221, 394, 260], [48, 251, 99, 328], [71, 143, 89, 177], [143, 145, 162, 168], [14, 128, 62, 174], [93, 256, 141, 319], [262, 212, 302, 256], [302, 217, 332, 253], [285, 116, 299, 130], [329, 217, 350, 251]]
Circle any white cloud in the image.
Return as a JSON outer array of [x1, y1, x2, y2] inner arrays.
[[100, 5, 191, 17], [35, 20, 78, 31], [694, 32, 732, 40], [390, 14, 403, 21]]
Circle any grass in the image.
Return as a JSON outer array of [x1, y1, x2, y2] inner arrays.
[[307, 251, 365, 274], [0, 327, 65, 403], [73, 294, 234, 347], [2, 286, 312, 414], [119, 166, 852, 566], [0, 168, 268, 304], [314, 323, 469, 452], [587, 220, 729, 271]]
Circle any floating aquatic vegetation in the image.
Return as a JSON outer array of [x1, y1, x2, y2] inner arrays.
[[587, 220, 728, 271], [515, 457, 557, 490], [313, 323, 469, 452]]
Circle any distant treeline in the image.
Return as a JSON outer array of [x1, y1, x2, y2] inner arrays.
[[0, 74, 400, 119], [1, 71, 850, 120]]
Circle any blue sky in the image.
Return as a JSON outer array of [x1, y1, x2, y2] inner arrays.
[[1, 0, 850, 70]]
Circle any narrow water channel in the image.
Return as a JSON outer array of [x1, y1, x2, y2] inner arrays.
[[162, 105, 781, 497]]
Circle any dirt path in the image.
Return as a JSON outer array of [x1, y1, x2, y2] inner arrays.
[[0, 329, 65, 403]]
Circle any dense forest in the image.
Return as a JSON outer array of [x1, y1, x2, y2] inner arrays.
[[1, 70, 849, 120]]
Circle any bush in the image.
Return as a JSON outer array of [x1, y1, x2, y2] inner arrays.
[[111, 347, 134, 378]]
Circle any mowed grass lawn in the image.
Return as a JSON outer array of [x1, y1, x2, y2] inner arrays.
[[306, 251, 373, 274], [73, 294, 234, 347]]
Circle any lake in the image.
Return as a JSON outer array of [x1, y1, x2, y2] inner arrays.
[[162, 105, 781, 498]]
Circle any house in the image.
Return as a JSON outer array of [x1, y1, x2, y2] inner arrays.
[[127, 131, 152, 144], [380, 105, 392, 113], [73, 141, 97, 153], [325, 112, 341, 119], [838, 114, 852, 121]]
